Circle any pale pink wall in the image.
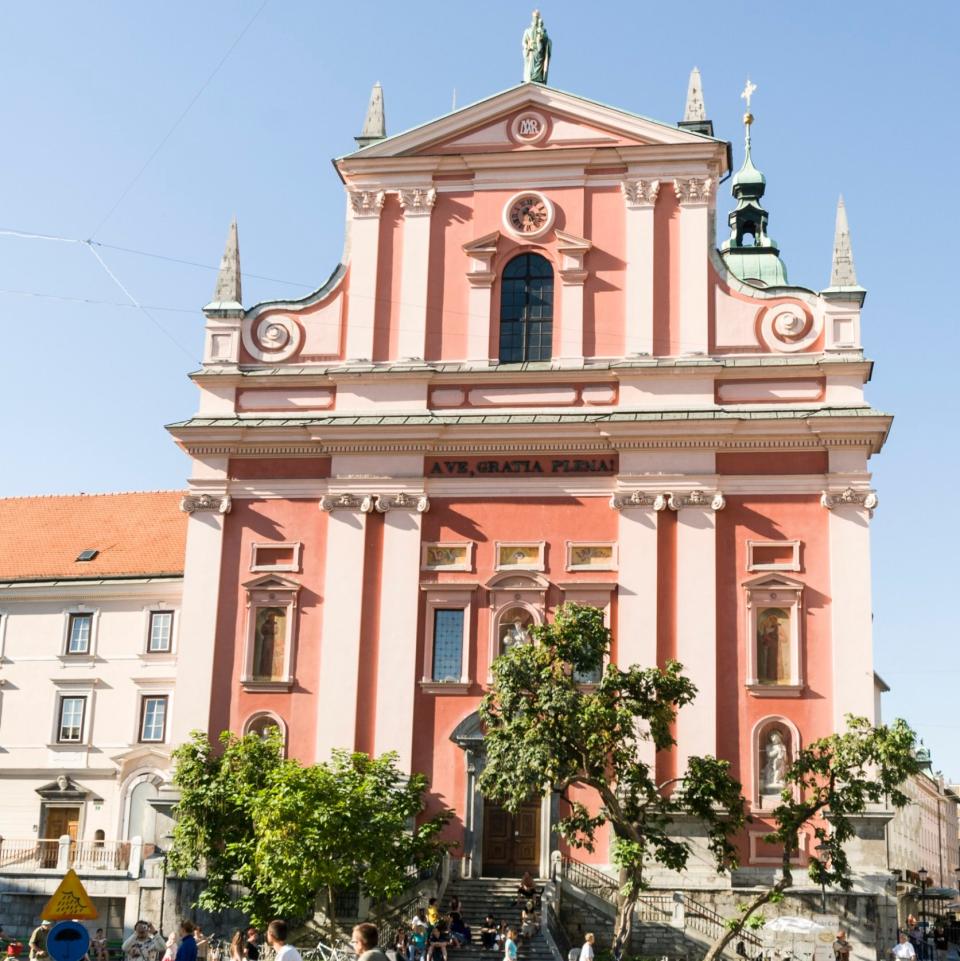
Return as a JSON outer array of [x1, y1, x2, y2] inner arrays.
[[372, 195, 404, 362], [653, 188, 682, 356], [413, 496, 617, 856], [210, 499, 328, 763], [583, 185, 626, 358], [716, 495, 832, 864]]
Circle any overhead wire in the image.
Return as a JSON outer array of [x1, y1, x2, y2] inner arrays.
[[88, 0, 271, 239]]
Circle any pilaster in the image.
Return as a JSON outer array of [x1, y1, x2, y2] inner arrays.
[[555, 230, 592, 365], [170, 493, 231, 743], [671, 489, 724, 769], [821, 487, 878, 727], [621, 180, 659, 357], [673, 178, 713, 356], [610, 489, 664, 768], [373, 492, 430, 771], [316, 492, 374, 758], [462, 232, 500, 365], [397, 188, 437, 360], [345, 190, 385, 362]]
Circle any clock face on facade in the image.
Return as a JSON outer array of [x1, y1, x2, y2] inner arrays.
[[503, 191, 554, 239]]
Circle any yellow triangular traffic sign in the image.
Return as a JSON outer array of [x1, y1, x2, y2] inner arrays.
[[41, 869, 98, 921]]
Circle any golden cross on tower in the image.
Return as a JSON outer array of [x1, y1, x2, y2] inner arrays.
[[740, 77, 757, 109]]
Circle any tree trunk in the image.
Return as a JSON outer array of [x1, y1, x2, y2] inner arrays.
[[612, 872, 640, 961], [702, 861, 793, 961], [323, 885, 339, 948]]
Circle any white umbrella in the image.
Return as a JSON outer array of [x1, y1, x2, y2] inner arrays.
[[763, 917, 829, 934]]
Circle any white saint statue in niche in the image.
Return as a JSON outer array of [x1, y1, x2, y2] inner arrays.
[[762, 730, 788, 793], [501, 616, 531, 653]]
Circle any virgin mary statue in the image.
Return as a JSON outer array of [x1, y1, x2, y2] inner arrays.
[[522, 10, 551, 84]]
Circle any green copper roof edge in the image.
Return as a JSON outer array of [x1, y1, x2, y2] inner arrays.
[[339, 82, 725, 161], [165, 406, 891, 431]]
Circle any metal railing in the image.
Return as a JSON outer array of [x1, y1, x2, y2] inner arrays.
[[557, 855, 763, 958], [558, 856, 620, 902], [683, 893, 762, 953]]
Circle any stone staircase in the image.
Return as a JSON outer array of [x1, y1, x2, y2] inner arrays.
[[443, 877, 557, 961]]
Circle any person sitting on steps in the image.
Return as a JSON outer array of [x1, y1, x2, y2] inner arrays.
[[520, 902, 538, 942], [517, 872, 539, 908], [479, 916, 499, 952]]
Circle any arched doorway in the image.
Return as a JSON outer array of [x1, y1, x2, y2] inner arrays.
[[450, 710, 555, 879]]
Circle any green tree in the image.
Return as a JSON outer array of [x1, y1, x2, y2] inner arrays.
[[252, 750, 452, 939], [479, 602, 747, 959], [703, 716, 919, 961], [169, 732, 452, 932], [168, 728, 284, 921]]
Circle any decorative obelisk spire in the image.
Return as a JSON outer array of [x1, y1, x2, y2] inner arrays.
[[678, 67, 714, 136], [355, 82, 386, 148], [829, 196, 858, 287], [685, 67, 706, 122], [211, 218, 241, 307]]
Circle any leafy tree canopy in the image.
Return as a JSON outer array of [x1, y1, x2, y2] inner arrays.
[[479, 602, 746, 955], [169, 731, 452, 929]]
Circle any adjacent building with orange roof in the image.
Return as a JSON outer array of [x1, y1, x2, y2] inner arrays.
[[0, 490, 186, 930]]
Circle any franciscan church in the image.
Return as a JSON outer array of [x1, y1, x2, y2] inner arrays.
[[167, 10, 889, 907]]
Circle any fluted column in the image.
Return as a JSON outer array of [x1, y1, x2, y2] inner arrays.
[[397, 188, 437, 360], [345, 190, 385, 362], [821, 487, 879, 727], [373, 492, 429, 771], [673, 178, 713, 356], [316, 493, 373, 758], [670, 489, 725, 770], [621, 180, 660, 356]]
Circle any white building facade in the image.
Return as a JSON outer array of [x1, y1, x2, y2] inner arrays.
[[0, 492, 186, 934]]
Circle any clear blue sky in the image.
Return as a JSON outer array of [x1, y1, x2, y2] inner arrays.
[[2, 3, 956, 780]]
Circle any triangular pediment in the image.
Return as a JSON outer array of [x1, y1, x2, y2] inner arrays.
[[242, 573, 302, 593], [343, 83, 722, 161], [743, 573, 805, 592]]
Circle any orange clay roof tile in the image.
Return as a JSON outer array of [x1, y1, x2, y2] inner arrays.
[[0, 490, 187, 581]]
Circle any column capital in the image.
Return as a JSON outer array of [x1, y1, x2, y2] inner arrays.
[[375, 492, 430, 513], [320, 492, 375, 513], [180, 493, 231, 514], [673, 177, 713, 206], [349, 189, 386, 218], [609, 490, 667, 511], [668, 489, 725, 511], [398, 187, 438, 215], [820, 487, 878, 515], [621, 179, 661, 208]]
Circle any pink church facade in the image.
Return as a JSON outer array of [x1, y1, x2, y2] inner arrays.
[[168, 76, 885, 882]]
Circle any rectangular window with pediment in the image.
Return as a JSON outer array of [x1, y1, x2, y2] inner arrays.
[[421, 586, 475, 694], [241, 575, 301, 691]]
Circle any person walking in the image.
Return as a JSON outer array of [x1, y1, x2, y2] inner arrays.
[[29, 921, 51, 961], [351, 925, 389, 961], [893, 933, 917, 961], [175, 922, 197, 961], [578, 934, 595, 961], [502, 929, 518, 961], [244, 930, 260, 961], [932, 925, 948, 961], [266, 922, 300, 961], [229, 933, 244, 961]]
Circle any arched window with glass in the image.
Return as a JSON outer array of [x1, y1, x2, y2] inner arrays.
[[498, 253, 554, 363]]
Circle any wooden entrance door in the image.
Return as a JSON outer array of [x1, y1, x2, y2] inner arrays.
[[482, 799, 540, 877], [41, 806, 80, 867]]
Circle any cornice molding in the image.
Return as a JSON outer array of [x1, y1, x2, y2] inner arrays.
[[667, 489, 725, 511], [609, 491, 666, 511]]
